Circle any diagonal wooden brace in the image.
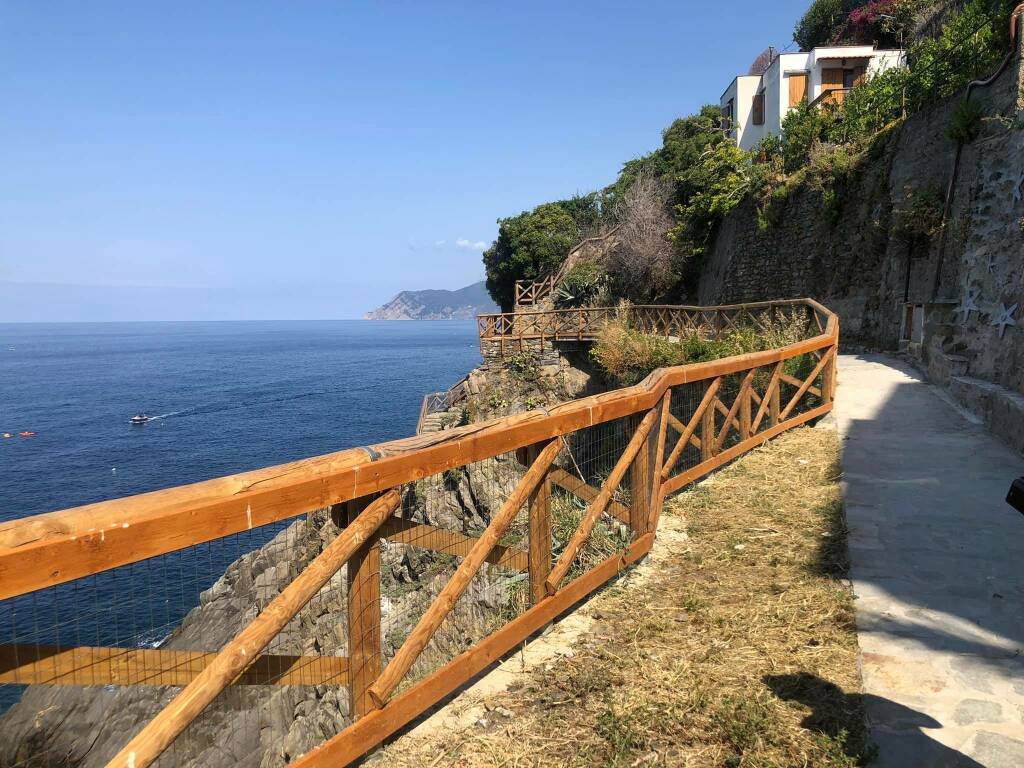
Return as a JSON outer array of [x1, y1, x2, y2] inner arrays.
[[544, 406, 659, 595], [714, 369, 756, 453], [366, 437, 563, 708], [659, 377, 722, 482], [750, 362, 783, 435], [780, 347, 834, 421]]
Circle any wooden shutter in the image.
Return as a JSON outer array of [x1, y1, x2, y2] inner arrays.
[[752, 93, 765, 125], [822, 68, 844, 92], [852, 66, 867, 87], [788, 73, 807, 107]]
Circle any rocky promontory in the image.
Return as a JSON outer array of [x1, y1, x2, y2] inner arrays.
[[364, 280, 497, 320]]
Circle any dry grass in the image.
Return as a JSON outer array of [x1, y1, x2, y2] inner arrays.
[[377, 425, 868, 768]]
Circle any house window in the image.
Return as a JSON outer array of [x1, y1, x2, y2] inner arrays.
[[752, 93, 765, 125], [721, 99, 734, 131]]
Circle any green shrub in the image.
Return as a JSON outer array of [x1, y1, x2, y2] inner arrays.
[[893, 185, 945, 241], [556, 262, 609, 308], [781, 102, 838, 173], [948, 98, 984, 143], [590, 319, 684, 386], [590, 310, 813, 386], [822, 188, 842, 226], [507, 350, 540, 381], [669, 141, 757, 257], [793, 0, 848, 50]]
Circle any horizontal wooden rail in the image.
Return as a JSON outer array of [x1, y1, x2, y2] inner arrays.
[[379, 516, 529, 572], [0, 644, 347, 687]]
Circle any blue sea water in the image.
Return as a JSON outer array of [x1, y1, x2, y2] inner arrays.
[[0, 320, 482, 713], [0, 320, 481, 522]]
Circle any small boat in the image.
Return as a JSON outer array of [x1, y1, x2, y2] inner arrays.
[[2, 433, 11, 439], [19, 431, 35, 437], [130, 414, 150, 425]]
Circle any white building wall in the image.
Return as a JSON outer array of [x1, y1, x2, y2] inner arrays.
[[720, 75, 761, 151]]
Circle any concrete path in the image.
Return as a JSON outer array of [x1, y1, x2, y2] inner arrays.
[[834, 354, 1024, 767]]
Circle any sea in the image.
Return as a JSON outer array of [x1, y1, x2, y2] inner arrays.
[[0, 320, 481, 521], [0, 320, 481, 711]]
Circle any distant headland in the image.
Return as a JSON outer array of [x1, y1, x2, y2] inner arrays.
[[363, 280, 498, 320]]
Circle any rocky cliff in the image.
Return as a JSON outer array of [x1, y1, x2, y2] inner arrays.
[[364, 280, 498, 320]]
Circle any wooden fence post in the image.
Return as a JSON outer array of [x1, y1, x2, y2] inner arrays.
[[701, 395, 717, 462], [740, 381, 752, 439], [647, 390, 672, 532], [822, 348, 836, 405], [342, 496, 383, 720], [629, 411, 654, 536], [526, 443, 552, 605], [769, 378, 781, 428]]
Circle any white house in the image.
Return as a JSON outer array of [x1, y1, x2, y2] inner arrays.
[[720, 45, 905, 151]]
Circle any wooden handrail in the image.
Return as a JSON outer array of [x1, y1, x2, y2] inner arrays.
[[106, 490, 401, 768]]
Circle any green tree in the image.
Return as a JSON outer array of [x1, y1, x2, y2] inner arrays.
[[781, 101, 837, 172], [669, 141, 756, 258], [607, 105, 726, 205], [793, 0, 848, 49], [482, 197, 595, 311]]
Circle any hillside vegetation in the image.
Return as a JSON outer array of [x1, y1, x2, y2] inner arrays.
[[481, 0, 1021, 312]]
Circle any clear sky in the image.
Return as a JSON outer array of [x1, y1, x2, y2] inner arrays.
[[0, 1, 807, 321]]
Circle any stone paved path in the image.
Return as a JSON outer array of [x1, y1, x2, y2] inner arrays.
[[834, 354, 1024, 767]]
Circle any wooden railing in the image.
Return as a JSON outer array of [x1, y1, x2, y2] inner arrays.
[[0, 298, 838, 768], [808, 87, 851, 110], [416, 375, 470, 432], [513, 274, 558, 308], [477, 300, 823, 355]]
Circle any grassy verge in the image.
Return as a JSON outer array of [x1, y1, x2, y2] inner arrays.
[[378, 425, 867, 767]]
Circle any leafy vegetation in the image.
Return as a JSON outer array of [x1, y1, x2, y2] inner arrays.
[[827, 0, 1016, 143], [948, 97, 985, 142], [482, 196, 600, 311], [794, 0, 852, 50], [556, 262, 610, 308]]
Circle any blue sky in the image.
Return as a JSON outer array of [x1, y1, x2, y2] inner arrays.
[[0, 1, 807, 321]]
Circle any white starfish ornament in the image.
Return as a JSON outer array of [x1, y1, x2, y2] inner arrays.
[[954, 287, 982, 324], [990, 302, 1018, 338]]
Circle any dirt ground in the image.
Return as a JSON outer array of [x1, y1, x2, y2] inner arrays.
[[376, 423, 869, 767]]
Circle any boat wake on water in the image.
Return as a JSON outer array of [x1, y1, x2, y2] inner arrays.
[[130, 390, 328, 425]]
